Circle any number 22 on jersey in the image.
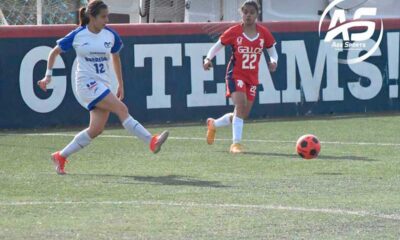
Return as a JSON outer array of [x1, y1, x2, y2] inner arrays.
[[242, 53, 257, 70]]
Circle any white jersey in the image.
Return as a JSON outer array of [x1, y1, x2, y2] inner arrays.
[[57, 25, 123, 111], [57, 25, 123, 86]]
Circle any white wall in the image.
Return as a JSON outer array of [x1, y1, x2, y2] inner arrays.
[[263, 0, 400, 21], [184, 0, 222, 22], [149, 0, 185, 23], [221, 0, 244, 22], [103, 0, 142, 23], [263, 0, 328, 21], [184, 0, 256, 23], [329, 0, 400, 19]]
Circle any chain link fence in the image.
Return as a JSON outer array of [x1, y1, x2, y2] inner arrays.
[[0, 0, 88, 25]]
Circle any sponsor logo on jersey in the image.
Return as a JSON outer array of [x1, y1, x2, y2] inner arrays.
[[237, 80, 244, 88], [85, 56, 108, 62], [236, 37, 243, 45], [238, 46, 263, 54], [86, 81, 98, 90]]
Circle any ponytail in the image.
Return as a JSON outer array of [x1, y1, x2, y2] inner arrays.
[[79, 7, 90, 26], [78, 1, 108, 26]]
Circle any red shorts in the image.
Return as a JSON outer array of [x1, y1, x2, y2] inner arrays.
[[226, 78, 257, 101]]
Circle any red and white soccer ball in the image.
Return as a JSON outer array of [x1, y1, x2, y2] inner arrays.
[[296, 134, 321, 160]]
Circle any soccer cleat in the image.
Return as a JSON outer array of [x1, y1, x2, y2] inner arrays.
[[206, 118, 216, 145], [51, 151, 68, 175], [230, 143, 244, 154], [150, 130, 169, 154]]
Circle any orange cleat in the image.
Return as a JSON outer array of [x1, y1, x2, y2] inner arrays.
[[51, 151, 68, 175], [150, 130, 169, 154], [206, 118, 216, 145], [230, 143, 244, 154]]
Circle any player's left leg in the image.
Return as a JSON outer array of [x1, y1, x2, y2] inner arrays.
[[95, 92, 168, 153]]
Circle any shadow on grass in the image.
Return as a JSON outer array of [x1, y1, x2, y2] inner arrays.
[[241, 151, 378, 162], [133, 175, 229, 188], [70, 173, 230, 188]]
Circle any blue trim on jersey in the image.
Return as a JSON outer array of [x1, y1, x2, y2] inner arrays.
[[56, 26, 86, 52], [87, 88, 110, 111], [105, 26, 123, 54], [226, 56, 236, 82], [226, 48, 237, 95]]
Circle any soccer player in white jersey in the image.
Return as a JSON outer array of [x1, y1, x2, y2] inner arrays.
[[37, 0, 169, 175]]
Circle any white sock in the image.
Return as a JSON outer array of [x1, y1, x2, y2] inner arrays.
[[122, 116, 152, 144], [214, 113, 233, 128], [232, 116, 244, 144], [60, 129, 92, 158]]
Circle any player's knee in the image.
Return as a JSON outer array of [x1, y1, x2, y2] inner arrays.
[[228, 113, 234, 122], [240, 113, 249, 120], [236, 98, 247, 106], [244, 108, 253, 119], [235, 105, 247, 119]]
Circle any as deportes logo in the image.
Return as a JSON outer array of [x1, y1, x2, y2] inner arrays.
[[318, 0, 384, 64]]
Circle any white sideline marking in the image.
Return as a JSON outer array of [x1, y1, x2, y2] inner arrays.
[[8, 133, 400, 147], [0, 200, 399, 221]]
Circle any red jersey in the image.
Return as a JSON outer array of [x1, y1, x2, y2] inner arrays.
[[220, 24, 276, 85]]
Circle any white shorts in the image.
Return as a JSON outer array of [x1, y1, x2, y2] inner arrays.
[[76, 79, 111, 111]]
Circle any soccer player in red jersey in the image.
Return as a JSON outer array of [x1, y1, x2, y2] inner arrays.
[[203, 0, 278, 153]]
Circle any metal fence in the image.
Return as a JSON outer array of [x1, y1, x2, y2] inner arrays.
[[0, 0, 87, 25]]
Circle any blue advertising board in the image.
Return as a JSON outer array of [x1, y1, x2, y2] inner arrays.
[[0, 19, 399, 128]]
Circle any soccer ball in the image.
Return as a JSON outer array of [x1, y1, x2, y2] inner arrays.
[[296, 134, 321, 160]]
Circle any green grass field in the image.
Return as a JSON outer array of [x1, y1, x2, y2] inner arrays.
[[1, 115, 399, 239]]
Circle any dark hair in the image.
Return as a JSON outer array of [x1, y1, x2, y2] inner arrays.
[[79, 0, 108, 26], [241, 0, 260, 14]]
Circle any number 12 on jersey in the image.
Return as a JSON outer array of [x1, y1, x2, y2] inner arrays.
[[94, 63, 105, 74]]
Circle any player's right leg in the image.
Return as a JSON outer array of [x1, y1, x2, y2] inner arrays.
[[95, 93, 169, 153], [52, 108, 109, 175]]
